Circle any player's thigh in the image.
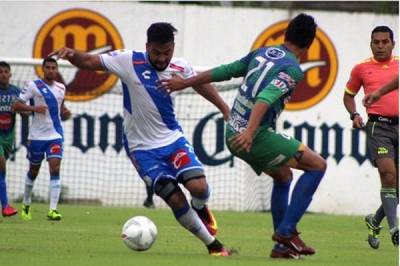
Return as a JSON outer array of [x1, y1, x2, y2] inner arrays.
[[291, 145, 326, 172], [45, 139, 63, 161], [168, 137, 205, 184], [264, 166, 293, 183], [227, 128, 301, 174], [366, 121, 397, 166], [130, 148, 176, 191], [27, 140, 46, 164], [0, 135, 13, 161]]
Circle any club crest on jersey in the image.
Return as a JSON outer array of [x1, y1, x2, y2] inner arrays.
[[265, 47, 285, 59], [170, 149, 191, 169], [50, 144, 62, 154]]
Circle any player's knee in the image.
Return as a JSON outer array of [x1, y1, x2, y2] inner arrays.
[[187, 179, 209, 198], [380, 172, 396, 187], [28, 169, 39, 179], [154, 178, 182, 204]]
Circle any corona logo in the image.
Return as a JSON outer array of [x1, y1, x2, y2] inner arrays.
[[251, 20, 338, 110], [33, 9, 124, 101]]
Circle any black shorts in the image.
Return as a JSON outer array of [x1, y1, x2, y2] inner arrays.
[[366, 119, 399, 166]]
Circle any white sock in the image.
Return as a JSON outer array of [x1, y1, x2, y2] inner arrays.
[[49, 179, 61, 210], [23, 175, 34, 205], [176, 207, 215, 245]]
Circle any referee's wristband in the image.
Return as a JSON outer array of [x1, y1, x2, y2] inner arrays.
[[350, 112, 360, 120]]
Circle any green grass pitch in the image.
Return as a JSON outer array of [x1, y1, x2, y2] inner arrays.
[[0, 203, 398, 266]]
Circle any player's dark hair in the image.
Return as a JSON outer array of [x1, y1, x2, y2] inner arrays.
[[147, 22, 177, 44], [42, 57, 58, 67], [284, 13, 317, 49], [371, 26, 394, 42], [0, 61, 11, 70]]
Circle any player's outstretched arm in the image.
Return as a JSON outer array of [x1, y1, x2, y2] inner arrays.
[[12, 100, 47, 114], [363, 75, 399, 107], [159, 70, 213, 92], [49, 48, 104, 71]]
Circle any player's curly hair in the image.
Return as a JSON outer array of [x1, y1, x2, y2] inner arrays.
[[284, 13, 317, 49], [147, 22, 177, 44]]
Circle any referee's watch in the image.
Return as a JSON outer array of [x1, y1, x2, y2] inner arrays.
[[350, 112, 360, 120]]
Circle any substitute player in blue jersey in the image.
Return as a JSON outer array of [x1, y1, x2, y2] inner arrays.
[[50, 22, 232, 256], [160, 14, 326, 259], [13, 57, 71, 221], [0, 61, 21, 217]]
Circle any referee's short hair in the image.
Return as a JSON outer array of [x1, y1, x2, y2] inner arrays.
[[371, 26, 394, 43]]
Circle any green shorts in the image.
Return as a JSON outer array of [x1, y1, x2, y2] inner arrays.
[[226, 127, 301, 175], [0, 133, 15, 159]]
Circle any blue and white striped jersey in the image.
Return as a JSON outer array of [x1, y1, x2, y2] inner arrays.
[[100, 49, 196, 152], [19, 79, 65, 140]]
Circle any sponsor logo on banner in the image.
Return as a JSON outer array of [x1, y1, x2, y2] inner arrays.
[[251, 20, 338, 110], [33, 9, 124, 101], [170, 149, 191, 169]]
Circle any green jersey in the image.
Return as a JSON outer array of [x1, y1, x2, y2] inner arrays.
[[211, 45, 304, 133], [0, 84, 20, 158]]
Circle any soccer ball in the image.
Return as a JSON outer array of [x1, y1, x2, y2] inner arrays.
[[121, 216, 157, 251]]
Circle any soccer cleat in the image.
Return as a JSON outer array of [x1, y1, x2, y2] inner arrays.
[[2, 204, 18, 217], [365, 214, 382, 249], [21, 204, 32, 220], [270, 243, 301, 259], [207, 239, 232, 257], [390, 227, 399, 246], [143, 198, 155, 209], [272, 230, 315, 255], [47, 209, 62, 221], [192, 203, 218, 236]]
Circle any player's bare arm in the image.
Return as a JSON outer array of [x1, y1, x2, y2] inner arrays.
[[60, 101, 72, 121], [159, 70, 213, 92], [49, 48, 104, 71], [230, 101, 269, 153], [12, 100, 47, 114], [343, 92, 364, 128], [193, 83, 230, 121]]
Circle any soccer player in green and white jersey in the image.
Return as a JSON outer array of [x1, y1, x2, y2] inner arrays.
[[160, 14, 327, 259], [0, 61, 21, 217]]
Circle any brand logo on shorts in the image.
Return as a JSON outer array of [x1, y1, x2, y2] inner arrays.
[[251, 20, 338, 110], [377, 147, 389, 155], [33, 9, 124, 101], [171, 149, 191, 169], [50, 144, 62, 154]]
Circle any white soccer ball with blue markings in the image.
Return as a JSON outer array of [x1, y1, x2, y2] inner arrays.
[[121, 216, 157, 251]]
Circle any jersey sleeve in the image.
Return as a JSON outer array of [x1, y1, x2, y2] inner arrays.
[[345, 64, 362, 96], [210, 51, 256, 82], [99, 49, 132, 78], [18, 82, 35, 102], [177, 58, 196, 79], [257, 66, 303, 105]]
